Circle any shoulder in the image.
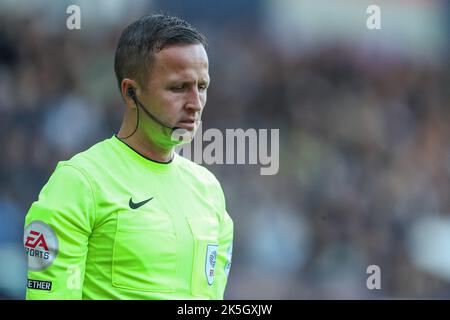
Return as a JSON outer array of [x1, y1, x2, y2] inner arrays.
[[174, 153, 227, 207], [64, 137, 112, 170], [52, 137, 116, 182], [43, 138, 114, 196], [175, 152, 222, 187], [175, 154, 230, 221]]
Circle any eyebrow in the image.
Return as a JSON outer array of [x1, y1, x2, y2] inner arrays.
[[167, 76, 210, 84]]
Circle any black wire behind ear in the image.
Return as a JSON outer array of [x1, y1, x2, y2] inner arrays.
[[118, 85, 174, 140]]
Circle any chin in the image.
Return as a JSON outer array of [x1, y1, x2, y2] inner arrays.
[[170, 127, 195, 144]]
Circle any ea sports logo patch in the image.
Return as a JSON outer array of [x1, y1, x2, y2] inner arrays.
[[24, 221, 58, 271]]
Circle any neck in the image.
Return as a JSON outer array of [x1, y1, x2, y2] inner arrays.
[[117, 121, 174, 163]]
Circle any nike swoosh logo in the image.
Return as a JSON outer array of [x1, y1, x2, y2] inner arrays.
[[129, 197, 153, 209]]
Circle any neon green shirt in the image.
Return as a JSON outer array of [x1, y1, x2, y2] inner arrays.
[[24, 135, 233, 300]]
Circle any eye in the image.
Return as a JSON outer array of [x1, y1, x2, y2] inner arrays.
[[170, 84, 185, 92], [198, 83, 208, 92]]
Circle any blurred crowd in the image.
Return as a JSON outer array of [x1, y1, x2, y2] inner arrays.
[[1, 4, 450, 299]]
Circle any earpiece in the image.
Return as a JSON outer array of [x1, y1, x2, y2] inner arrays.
[[127, 87, 136, 99]]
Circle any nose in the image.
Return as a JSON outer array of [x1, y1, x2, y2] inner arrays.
[[185, 87, 203, 112]]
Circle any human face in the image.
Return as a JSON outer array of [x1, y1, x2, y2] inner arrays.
[[139, 44, 209, 137]]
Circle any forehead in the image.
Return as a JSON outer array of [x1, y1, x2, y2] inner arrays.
[[149, 44, 209, 81]]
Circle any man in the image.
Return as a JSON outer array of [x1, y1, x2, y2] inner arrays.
[[23, 14, 233, 300]]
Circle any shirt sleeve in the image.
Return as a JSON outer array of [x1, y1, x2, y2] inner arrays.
[[212, 181, 234, 299], [24, 163, 95, 300]]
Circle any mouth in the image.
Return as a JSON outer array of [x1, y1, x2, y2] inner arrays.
[[177, 119, 198, 131]]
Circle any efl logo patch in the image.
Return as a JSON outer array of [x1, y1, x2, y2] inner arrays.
[[24, 221, 58, 271], [27, 279, 52, 291], [205, 244, 218, 286]]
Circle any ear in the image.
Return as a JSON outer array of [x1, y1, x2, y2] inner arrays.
[[121, 78, 138, 106]]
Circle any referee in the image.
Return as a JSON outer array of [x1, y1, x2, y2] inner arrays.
[[23, 14, 234, 300]]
